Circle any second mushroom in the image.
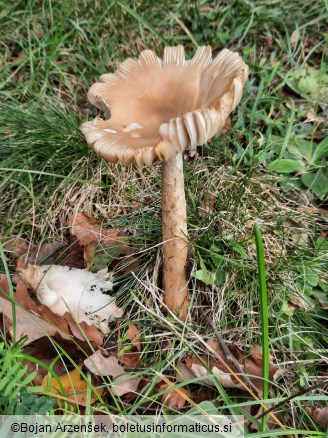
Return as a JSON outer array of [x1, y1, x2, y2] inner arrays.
[[82, 45, 248, 318]]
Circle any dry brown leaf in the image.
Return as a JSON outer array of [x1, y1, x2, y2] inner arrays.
[[68, 212, 125, 247], [177, 340, 279, 395], [307, 406, 328, 430], [0, 275, 72, 344], [126, 324, 141, 350], [290, 29, 300, 46], [199, 191, 217, 217], [83, 244, 97, 269], [158, 382, 190, 409], [42, 365, 103, 407], [122, 378, 147, 403], [3, 233, 85, 270], [52, 235, 85, 269], [0, 292, 67, 345], [0, 274, 103, 347], [84, 352, 141, 397], [2, 237, 30, 257], [69, 212, 139, 273], [2, 237, 65, 264], [118, 324, 142, 369], [119, 350, 141, 369], [112, 373, 141, 397], [191, 387, 215, 404], [84, 351, 123, 377], [23, 339, 67, 386], [248, 405, 282, 432]]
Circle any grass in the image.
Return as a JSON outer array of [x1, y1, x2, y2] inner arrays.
[[253, 222, 270, 431], [1, 0, 328, 434]]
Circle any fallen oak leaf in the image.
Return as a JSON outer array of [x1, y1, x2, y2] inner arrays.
[[208, 340, 279, 393], [191, 387, 216, 404], [23, 338, 68, 386], [189, 331, 286, 431], [2, 237, 30, 257], [244, 344, 279, 393], [42, 364, 104, 408], [178, 353, 246, 389], [306, 406, 328, 430], [0, 292, 69, 345], [158, 382, 191, 409], [177, 340, 279, 396], [122, 378, 148, 403], [118, 349, 141, 369], [69, 212, 139, 274], [84, 350, 123, 377], [49, 234, 85, 269], [0, 276, 73, 344], [68, 212, 125, 247], [83, 244, 97, 270], [68, 320, 104, 348], [84, 351, 141, 397], [2, 236, 66, 264], [111, 373, 141, 397], [0, 274, 103, 347]]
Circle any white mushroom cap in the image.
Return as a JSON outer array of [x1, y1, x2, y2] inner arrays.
[[81, 46, 248, 166]]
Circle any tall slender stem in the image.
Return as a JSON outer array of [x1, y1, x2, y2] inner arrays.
[[254, 222, 269, 431], [161, 152, 189, 318]]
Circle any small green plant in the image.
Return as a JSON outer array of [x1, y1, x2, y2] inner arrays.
[[267, 134, 328, 199], [287, 66, 328, 107], [295, 237, 328, 318], [192, 236, 247, 287], [0, 341, 55, 414]]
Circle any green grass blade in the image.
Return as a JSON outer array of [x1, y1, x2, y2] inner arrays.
[[0, 168, 106, 187], [253, 223, 270, 432], [116, 1, 170, 45]]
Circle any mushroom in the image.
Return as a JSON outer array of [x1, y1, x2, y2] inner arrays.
[[81, 45, 248, 318], [18, 264, 123, 334]]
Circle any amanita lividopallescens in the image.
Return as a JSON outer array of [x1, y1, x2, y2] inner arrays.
[[82, 45, 248, 318]]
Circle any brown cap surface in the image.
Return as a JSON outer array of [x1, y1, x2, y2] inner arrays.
[[81, 46, 248, 166]]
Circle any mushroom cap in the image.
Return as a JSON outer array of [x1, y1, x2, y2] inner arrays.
[[81, 46, 248, 166]]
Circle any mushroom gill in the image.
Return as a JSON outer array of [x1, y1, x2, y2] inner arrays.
[[81, 46, 248, 166]]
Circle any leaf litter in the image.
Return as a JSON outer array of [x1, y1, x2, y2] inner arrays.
[[177, 340, 279, 396], [158, 382, 191, 409], [0, 213, 145, 407], [0, 274, 103, 347], [42, 364, 104, 408], [84, 350, 141, 397], [1, 212, 327, 424]]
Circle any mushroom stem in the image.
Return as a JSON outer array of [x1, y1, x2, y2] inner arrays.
[[162, 152, 189, 318]]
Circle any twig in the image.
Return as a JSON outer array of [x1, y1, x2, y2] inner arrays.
[[256, 380, 328, 421], [208, 318, 260, 396]]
